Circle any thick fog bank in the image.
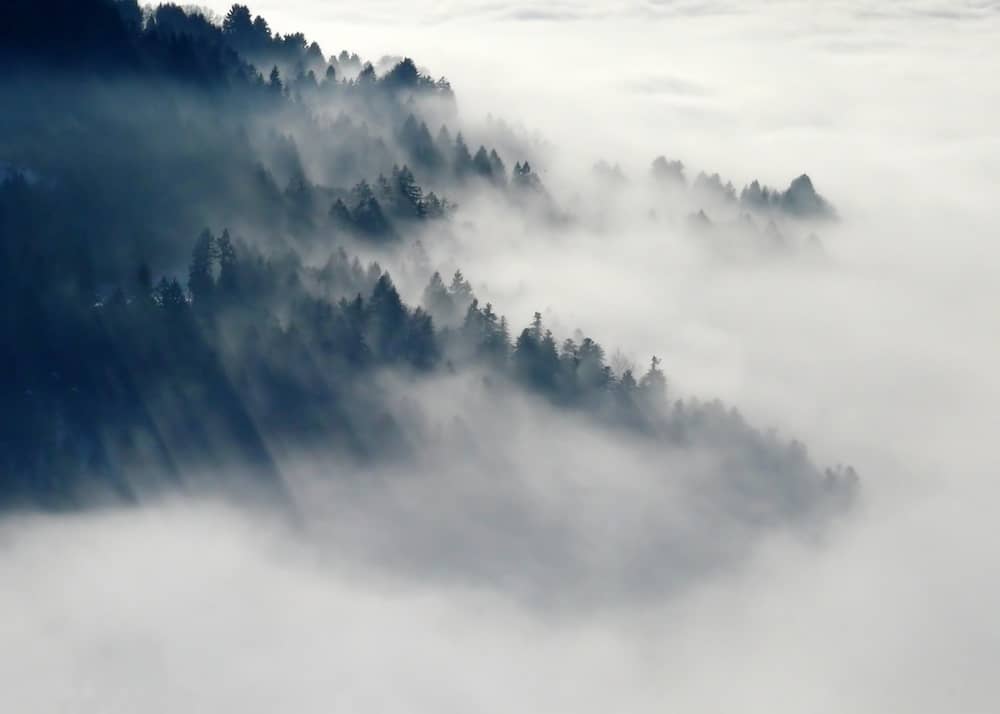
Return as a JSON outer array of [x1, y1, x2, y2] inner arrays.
[[4, 0, 1000, 711], [3, 486, 997, 713], [209, 0, 999, 474]]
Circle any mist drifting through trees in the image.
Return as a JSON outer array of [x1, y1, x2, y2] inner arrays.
[[2, 1, 999, 712]]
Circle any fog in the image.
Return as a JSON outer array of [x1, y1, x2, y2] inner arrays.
[[4, 1, 1000, 712], [221, 0, 997, 469]]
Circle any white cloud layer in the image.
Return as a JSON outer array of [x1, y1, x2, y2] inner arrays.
[[4, 1, 1000, 711]]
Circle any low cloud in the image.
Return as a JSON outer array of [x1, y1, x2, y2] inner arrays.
[[3, 0, 999, 711]]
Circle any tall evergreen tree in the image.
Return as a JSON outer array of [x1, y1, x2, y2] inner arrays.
[[472, 146, 493, 178], [216, 229, 238, 299], [422, 271, 452, 323], [368, 273, 407, 360], [453, 132, 473, 176], [222, 4, 253, 37], [188, 229, 217, 306], [268, 65, 282, 93], [639, 355, 667, 401], [489, 149, 507, 184]]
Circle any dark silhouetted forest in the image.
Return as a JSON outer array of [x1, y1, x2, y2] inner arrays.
[[0, 0, 857, 526]]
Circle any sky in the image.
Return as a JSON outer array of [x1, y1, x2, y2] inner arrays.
[[3, 1, 1000, 711]]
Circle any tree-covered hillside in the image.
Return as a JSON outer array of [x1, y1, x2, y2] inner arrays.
[[0, 0, 856, 538]]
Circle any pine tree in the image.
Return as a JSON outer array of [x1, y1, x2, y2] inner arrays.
[[448, 269, 473, 309], [368, 273, 407, 360], [252, 15, 272, 46], [376, 173, 393, 204], [436, 125, 453, 153], [216, 229, 238, 299], [394, 165, 424, 217], [330, 198, 352, 226], [530, 311, 543, 340], [489, 149, 507, 184], [354, 196, 392, 239], [495, 316, 511, 361], [453, 132, 473, 176], [421, 271, 452, 323], [651, 156, 685, 184], [472, 146, 492, 178], [513, 313, 558, 391], [462, 298, 484, 345], [639, 356, 667, 401], [155, 277, 187, 313], [422, 191, 445, 218], [223, 4, 253, 36], [512, 161, 543, 191], [188, 229, 217, 307], [405, 307, 437, 368], [383, 58, 419, 88], [357, 62, 376, 84]]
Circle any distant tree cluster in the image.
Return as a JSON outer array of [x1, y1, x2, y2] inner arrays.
[[328, 165, 454, 241], [652, 156, 686, 185], [740, 174, 835, 218], [651, 156, 835, 220], [694, 171, 738, 204], [422, 270, 475, 326], [594, 160, 628, 186], [512, 161, 544, 192]]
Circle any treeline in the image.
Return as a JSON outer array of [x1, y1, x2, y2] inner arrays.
[[0, 226, 857, 514], [0, 0, 546, 280], [0, 0, 857, 519], [650, 156, 836, 219]]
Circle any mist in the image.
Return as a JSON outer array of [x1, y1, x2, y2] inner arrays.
[[3, 1, 999, 712]]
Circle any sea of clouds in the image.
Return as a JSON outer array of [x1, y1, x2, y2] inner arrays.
[[3, 1, 999, 711]]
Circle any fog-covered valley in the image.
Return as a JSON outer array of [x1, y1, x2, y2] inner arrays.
[[2, 1, 998, 712]]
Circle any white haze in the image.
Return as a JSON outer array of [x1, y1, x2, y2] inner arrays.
[[4, 1, 1000, 711]]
